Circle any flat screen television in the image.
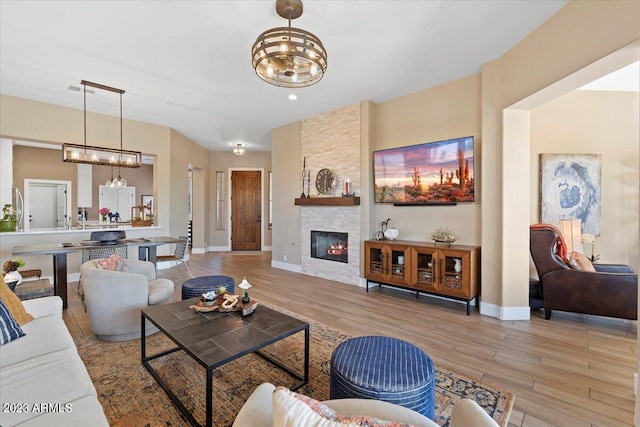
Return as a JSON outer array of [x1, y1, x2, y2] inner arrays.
[[373, 136, 475, 204]]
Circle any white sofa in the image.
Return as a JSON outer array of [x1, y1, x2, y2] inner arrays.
[[0, 296, 109, 427], [233, 382, 499, 427]]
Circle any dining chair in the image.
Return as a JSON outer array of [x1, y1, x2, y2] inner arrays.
[[157, 235, 192, 280]]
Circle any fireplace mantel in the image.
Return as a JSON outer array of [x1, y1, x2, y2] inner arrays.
[[295, 197, 360, 206]]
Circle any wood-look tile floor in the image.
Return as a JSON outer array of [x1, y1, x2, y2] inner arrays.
[[63, 251, 637, 427]]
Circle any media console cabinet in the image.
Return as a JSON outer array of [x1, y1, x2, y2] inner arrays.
[[364, 239, 480, 315]]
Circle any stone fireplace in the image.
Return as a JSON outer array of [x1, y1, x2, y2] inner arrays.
[[299, 102, 363, 286], [301, 206, 360, 285], [311, 230, 348, 263]]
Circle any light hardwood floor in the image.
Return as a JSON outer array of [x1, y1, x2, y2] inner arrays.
[[63, 251, 637, 427]]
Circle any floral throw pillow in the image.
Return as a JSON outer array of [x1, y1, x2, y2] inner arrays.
[[272, 386, 416, 427], [96, 254, 130, 272]]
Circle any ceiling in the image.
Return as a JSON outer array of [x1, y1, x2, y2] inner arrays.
[[0, 1, 568, 153]]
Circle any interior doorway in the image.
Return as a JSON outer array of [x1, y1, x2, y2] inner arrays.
[[231, 170, 262, 251], [23, 179, 71, 230]]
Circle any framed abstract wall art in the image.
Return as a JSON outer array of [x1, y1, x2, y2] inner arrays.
[[540, 153, 601, 235]]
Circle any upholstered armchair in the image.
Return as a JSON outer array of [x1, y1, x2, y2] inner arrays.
[[80, 259, 174, 341], [529, 226, 637, 320]]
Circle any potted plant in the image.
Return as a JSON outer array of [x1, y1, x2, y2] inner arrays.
[[0, 204, 17, 232], [3, 259, 26, 290]]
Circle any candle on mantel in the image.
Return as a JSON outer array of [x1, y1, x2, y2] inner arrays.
[[344, 178, 351, 195]]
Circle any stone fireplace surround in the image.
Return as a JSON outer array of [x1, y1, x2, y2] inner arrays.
[[301, 206, 361, 286], [299, 103, 362, 286]]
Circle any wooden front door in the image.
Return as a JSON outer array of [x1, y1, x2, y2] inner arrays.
[[231, 171, 261, 251]]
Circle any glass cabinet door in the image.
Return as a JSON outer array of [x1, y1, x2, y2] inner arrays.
[[389, 248, 406, 280], [412, 247, 438, 291], [365, 243, 386, 280], [439, 251, 467, 297]]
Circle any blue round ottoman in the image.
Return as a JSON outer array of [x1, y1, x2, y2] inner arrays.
[[181, 275, 235, 300], [330, 336, 436, 420]]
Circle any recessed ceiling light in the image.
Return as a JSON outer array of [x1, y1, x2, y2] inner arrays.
[[288, 94, 298, 101]]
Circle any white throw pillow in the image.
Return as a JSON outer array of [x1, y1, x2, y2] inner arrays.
[[272, 386, 415, 427]]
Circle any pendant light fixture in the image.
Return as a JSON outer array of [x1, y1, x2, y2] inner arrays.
[[233, 143, 246, 156], [251, 0, 327, 88], [113, 90, 127, 188], [106, 165, 115, 187], [62, 80, 142, 169]]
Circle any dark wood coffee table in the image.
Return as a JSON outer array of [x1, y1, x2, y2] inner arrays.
[[141, 298, 309, 427]]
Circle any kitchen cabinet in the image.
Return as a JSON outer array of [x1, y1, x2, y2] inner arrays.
[[99, 186, 135, 221], [364, 240, 480, 315]]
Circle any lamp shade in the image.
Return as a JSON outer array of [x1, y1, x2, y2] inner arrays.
[[559, 218, 583, 254]]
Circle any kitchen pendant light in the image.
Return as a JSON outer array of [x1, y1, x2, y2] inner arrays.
[[106, 165, 115, 187], [63, 80, 142, 170]]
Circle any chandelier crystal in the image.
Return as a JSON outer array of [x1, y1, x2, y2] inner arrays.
[[251, 0, 327, 88]]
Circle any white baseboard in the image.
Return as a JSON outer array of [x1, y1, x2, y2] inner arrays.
[[207, 246, 231, 252], [271, 260, 302, 273], [191, 247, 206, 254], [480, 301, 530, 320]]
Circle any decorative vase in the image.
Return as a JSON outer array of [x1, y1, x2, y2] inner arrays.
[[453, 258, 462, 273], [101, 215, 107, 223], [4, 270, 22, 287]]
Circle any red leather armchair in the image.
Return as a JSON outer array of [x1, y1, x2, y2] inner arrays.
[[530, 226, 637, 320]]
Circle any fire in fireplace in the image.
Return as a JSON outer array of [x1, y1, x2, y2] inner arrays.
[[311, 230, 348, 263]]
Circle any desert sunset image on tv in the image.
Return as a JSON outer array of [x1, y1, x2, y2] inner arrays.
[[374, 136, 475, 204]]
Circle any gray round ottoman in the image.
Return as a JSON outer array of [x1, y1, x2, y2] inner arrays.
[[330, 335, 436, 420], [181, 275, 235, 300]]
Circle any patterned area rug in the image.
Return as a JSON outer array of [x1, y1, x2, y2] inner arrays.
[[75, 307, 513, 427]]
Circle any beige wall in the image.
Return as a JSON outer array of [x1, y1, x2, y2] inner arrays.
[[0, 94, 206, 272], [0, 94, 173, 231], [169, 129, 210, 247], [271, 122, 302, 265], [270, 77, 481, 274], [373, 74, 482, 245], [530, 90, 639, 270], [270, 1, 639, 318], [483, 0, 640, 312], [12, 146, 153, 222], [208, 151, 272, 249]]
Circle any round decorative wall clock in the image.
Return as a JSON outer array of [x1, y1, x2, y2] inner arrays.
[[315, 168, 336, 194]]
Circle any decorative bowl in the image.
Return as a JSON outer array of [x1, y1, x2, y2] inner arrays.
[[431, 229, 457, 244], [201, 298, 216, 306], [384, 228, 399, 240]]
